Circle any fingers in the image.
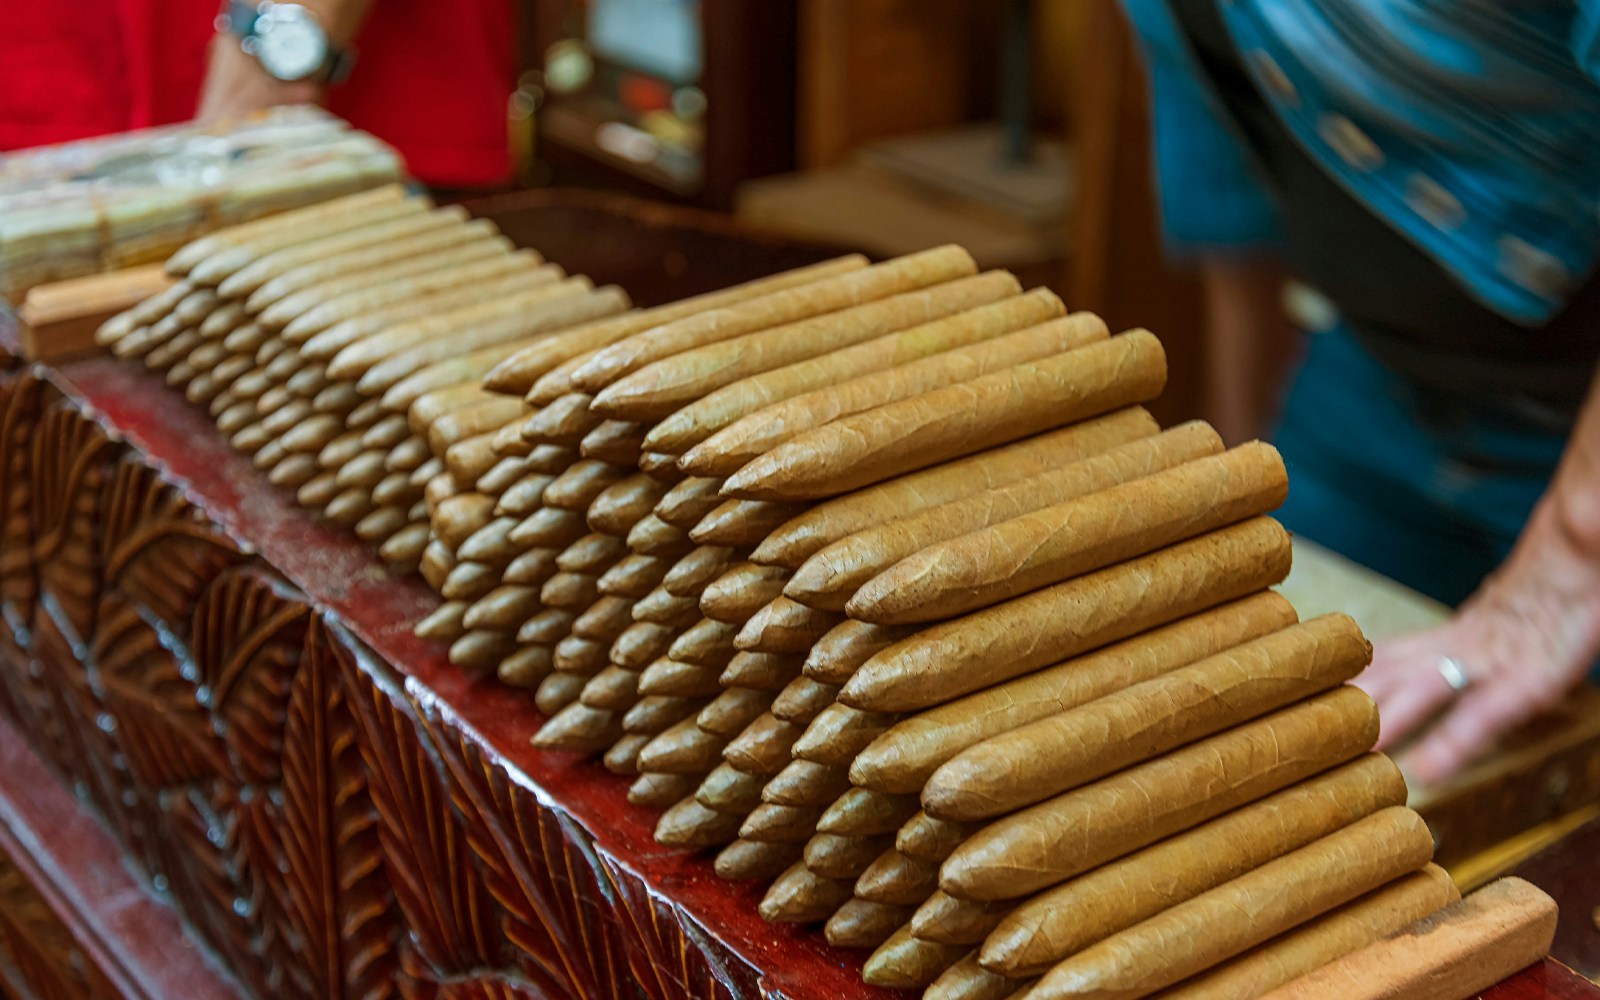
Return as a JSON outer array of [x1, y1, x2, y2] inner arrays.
[[1400, 686, 1534, 788], [1357, 633, 1459, 751]]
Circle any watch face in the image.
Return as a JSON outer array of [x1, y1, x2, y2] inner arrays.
[[256, 6, 327, 81]]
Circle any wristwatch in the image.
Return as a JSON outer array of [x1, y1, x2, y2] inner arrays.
[[218, 2, 355, 84]]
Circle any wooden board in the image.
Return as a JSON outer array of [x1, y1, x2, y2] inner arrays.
[[16, 264, 173, 362]]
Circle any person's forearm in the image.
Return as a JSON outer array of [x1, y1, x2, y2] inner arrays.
[[198, 0, 374, 123]]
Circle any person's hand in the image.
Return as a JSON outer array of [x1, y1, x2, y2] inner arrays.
[[196, 33, 322, 125], [1356, 500, 1600, 788]]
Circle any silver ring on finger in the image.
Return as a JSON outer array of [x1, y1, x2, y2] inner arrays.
[[1436, 655, 1472, 696]]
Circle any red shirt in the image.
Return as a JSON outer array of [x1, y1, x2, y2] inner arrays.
[[0, 0, 515, 188]]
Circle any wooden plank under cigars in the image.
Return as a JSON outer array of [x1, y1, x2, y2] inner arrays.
[[15, 264, 174, 362]]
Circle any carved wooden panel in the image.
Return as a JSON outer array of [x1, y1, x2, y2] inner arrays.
[[0, 844, 122, 1000]]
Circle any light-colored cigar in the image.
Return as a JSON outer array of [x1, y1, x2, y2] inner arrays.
[[667, 617, 740, 669], [440, 562, 500, 602], [793, 704, 898, 766], [524, 444, 578, 475], [552, 633, 605, 674], [572, 594, 636, 642], [516, 608, 575, 645], [699, 562, 792, 624], [378, 522, 431, 568], [416, 602, 467, 641], [716, 838, 803, 882], [587, 473, 668, 535], [580, 419, 644, 466], [982, 754, 1408, 977], [625, 513, 692, 556], [912, 892, 1011, 946], [803, 620, 917, 686], [432, 493, 496, 548], [759, 862, 855, 924], [629, 772, 701, 810], [662, 545, 737, 597], [463, 586, 542, 631], [655, 796, 745, 848], [622, 695, 706, 736], [495, 474, 554, 517], [941, 687, 1381, 901], [656, 476, 726, 528], [720, 651, 804, 691], [521, 392, 601, 446], [697, 688, 776, 738], [734, 597, 840, 654], [596, 554, 670, 598], [855, 848, 941, 905], [690, 499, 807, 547], [267, 454, 320, 489], [633, 587, 702, 628], [508, 507, 587, 549], [771, 677, 841, 724], [818, 788, 921, 837], [532, 702, 624, 754], [805, 832, 894, 880], [448, 630, 516, 672], [739, 803, 824, 843], [849, 593, 1298, 794], [535, 671, 587, 715], [297, 471, 342, 509], [723, 713, 804, 775], [636, 715, 726, 774], [610, 621, 676, 670], [503, 548, 558, 587], [603, 733, 650, 775], [864, 927, 965, 989], [926, 953, 1029, 1000], [827, 898, 916, 950], [638, 657, 724, 699], [418, 544, 456, 593], [898, 812, 974, 864], [498, 645, 554, 688], [761, 759, 851, 808], [477, 456, 531, 496], [372, 470, 420, 508], [354, 505, 408, 543], [554, 532, 626, 574], [543, 459, 629, 511], [445, 432, 502, 486], [541, 572, 601, 611], [580, 665, 642, 711], [696, 763, 768, 814], [323, 487, 375, 527]]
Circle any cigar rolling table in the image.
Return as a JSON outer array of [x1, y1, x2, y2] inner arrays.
[[0, 194, 1596, 1000]]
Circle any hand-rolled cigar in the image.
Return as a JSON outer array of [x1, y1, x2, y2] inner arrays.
[[762, 759, 851, 807], [656, 476, 727, 528], [281, 413, 344, 455], [622, 695, 707, 736], [491, 418, 532, 456], [735, 597, 841, 654], [523, 444, 578, 475], [508, 507, 587, 549], [982, 754, 1408, 977], [819, 788, 921, 837], [462, 585, 542, 631], [912, 892, 1011, 946], [324, 486, 376, 527], [498, 645, 554, 688], [1161, 865, 1458, 1000], [476, 456, 531, 496], [580, 420, 645, 466], [487, 254, 870, 396], [610, 621, 676, 670], [826, 899, 916, 951], [689, 499, 807, 547], [925, 614, 1371, 821], [926, 953, 1030, 1000], [445, 433, 502, 486], [625, 513, 693, 557], [667, 618, 740, 668], [842, 518, 1293, 713], [580, 665, 641, 710], [697, 762, 768, 814], [408, 455, 446, 490], [456, 516, 519, 564], [535, 671, 588, 715], [496, 474, 555, 517], [419, 540, 456, 589], [553, 633, 605, 674], [378, 522, 431, 568], [655, 795, 745, 848], [597, 554, 671, 598], [771, 677, 841, 723], [793, 704, 898, 766], [449, 630, 517, 672], [864, 927, 965, 989], [603, 732, 650, 775], [555, 533, 627, 574], [720, 651, 805, 691], [432, 493, 496, 548], [897, 812, 973, 864], [503, 548, 559, 587], [521, 392, 601, 447], [645, 454, 689, 486], [638, 657, 725, 699], [851, 593, 1297, 793], [802, 621, 917, 686], [630, 772, 702, 809], [414, 601, 467, 641], [651, 288, 1064, 456], [517, 609, 576, 645], [634, 587, 702, 628], [587, 473, 668, 536], [372, 470, 420, 507], [542, 459, 629, 512], [541, 572, 601, 612], [740, 803, 825, 843], [662, 545, 738, 597], [408, 381, 492, 435], [716, 838, 804, 882], [759, 862, 856, 924], [698, 562, 790, 623], [753, 408, 1158, 568], [1028, 807, 1435, 1000], [723, 713, 805, 775], [571, 248, 964, 393], [853, 442, 1288, 624], [360, 412, 411, 450], [298, 471, 342, 509], [787, 423, 1223, 611], [942, 687, 1381, 901], [572, 594, 636, 642], [856, 848, 941, 905], [697, 687, 777, 738], [637, 716, 726, 774], [725, 332, 1166, 502], [599, 269, 1018, 424], [268, 454, 321, 490], [805, 832, 894, 880], [353, 286, 629, 396], [532, 702, 624, 753]]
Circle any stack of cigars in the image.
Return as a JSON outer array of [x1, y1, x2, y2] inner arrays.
[[100, 189, 1464, 1000]]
